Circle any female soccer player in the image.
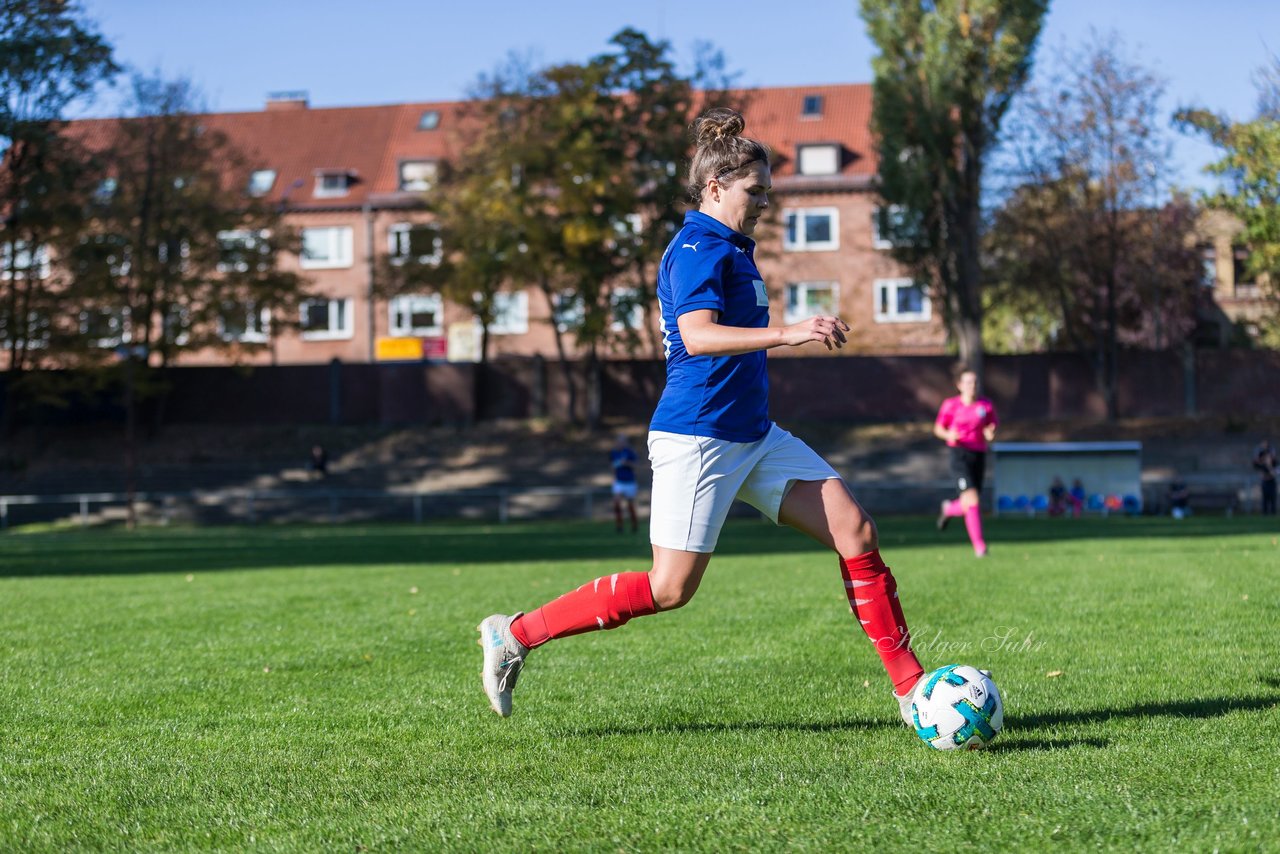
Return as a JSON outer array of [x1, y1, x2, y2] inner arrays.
[[934, 368, 998, 556], [478, 108, 926, 727]]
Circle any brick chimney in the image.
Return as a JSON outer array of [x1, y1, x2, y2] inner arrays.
[[265, 91, 309, 111]]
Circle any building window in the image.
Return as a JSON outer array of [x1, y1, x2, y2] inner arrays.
[[314, 171, 351, 198], [94, 177, 117, 203], [217, 229, 271, 273], [300, 298, 354, 340], [388, 223, 442, 265], [398, 160, 438, 192], [783, 207, 839, 251], [490, 291, 528, 335], [1, 241, 50, 279], [389, 294, 443, 337], [785, 282, 839, 324], [418, 110, 440, 131], [874, 278, 931, 323], [1199, 244, 1217, 288], [300, 226, 353, 269], [2, 312, 51, 349], [872, 206, 907, 249], [553, 291, 584, 333], [1232, 245, 1253, 287], [610, 287, 645, 332], [797, 144, 840, 176], [81, 307, 130, 349], [801, 94, 823, 118], [163, 306, 191, 346], [247, 169, 276, 197], [219, 303, 271, 343]]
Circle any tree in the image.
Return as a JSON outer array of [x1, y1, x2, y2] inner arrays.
[[1179, 56, 1280, 348], [382, 29, 729, 427], [987, 34, 1203, 416], [1, 0, 118, 431], [860, 0, 1048, 376], [71, 72, 306, 525]]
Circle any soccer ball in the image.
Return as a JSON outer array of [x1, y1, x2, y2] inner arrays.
[[910, 664, 1003, 750]]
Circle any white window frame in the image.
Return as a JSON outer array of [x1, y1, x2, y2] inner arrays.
[[398, 160, 438, 192], [81, 307, 131, 349], [797, 143, 840, 176], [874, 278, 932, 323], [247, 169, 276, 197], [387, 222, 442, 266], [388, 294, 444, 337], [609, 287, 645, 332], [783, 207, 839, 252], [553, 290, 584, 333], [1, 241, 50, 280], [314, 171, 350, 198], [785, 281, 839, 324], [300, 226, 354, 270], [300, 298, 354, 340], [873, 205, 910, 250], [218, 303, 271, 343], [489, 291, 528, 335], [217, 229, 271, 273]]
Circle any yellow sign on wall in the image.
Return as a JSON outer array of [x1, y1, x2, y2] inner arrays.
[[375, 336, 424, 361]]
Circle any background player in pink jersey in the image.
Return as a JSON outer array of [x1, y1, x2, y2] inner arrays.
[[934, 368, 998, 556]]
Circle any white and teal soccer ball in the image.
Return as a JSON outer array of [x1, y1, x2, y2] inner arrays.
[[910, 664, 1003, 750]]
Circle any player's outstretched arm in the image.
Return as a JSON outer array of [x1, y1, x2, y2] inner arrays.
[[679, 309, 849, 357]]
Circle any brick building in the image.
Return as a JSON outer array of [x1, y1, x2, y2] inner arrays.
[[41, 84, 948, 366]]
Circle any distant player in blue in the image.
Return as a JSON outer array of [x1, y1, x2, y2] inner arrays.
[[610, 434, 639, 533], [479, 108, 930, 728]]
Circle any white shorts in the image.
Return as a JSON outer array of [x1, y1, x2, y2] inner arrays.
[[612, 481, 638, 499], [647, 423, 840, 553]]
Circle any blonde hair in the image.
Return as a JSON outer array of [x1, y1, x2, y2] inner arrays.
[[687, 107, 769, 205]]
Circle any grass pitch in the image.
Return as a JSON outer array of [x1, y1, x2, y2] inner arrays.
[[1, 515, 1278, 852]]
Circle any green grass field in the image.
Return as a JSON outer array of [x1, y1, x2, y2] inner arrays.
[[2, 515, 1278, 852]]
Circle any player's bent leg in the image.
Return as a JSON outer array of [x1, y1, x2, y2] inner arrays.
[[648, 546, 713, 611], [779, 479, 924, 722]]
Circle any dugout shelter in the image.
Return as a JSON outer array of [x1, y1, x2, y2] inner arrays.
[[991, 441, 1143, 515]]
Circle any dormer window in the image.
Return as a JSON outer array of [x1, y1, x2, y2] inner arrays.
[[418, 110, 440, 130], [796, 143, 840, 176], [398, 160, 438, 192], [314, 170, 352, 198], [248, 169, 276, 197], [802, 95, 823, 118]]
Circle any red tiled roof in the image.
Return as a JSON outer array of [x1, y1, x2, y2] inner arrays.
[[60, 83, 877, 208]]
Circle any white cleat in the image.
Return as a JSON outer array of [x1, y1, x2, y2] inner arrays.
[[477, 613, 530, 717], [894, 677, 923, 728]]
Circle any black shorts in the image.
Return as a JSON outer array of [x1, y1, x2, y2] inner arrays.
[[950, 448, 986, 493]]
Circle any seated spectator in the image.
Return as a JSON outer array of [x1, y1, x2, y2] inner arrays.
[[1169, 475, 1190, 519], [1047, 476, 1069, 517], [309, 444, 328, 479], [1068, 478, 1086, 517]]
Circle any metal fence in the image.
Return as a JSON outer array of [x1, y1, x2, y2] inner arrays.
[[0, 486, 612, 530]]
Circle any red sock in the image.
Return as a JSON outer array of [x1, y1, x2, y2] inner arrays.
[[840, 551, 924, 695], [614, 504, 623, 530], [963, 505, 987, 555], [510, 571, 657, 649]]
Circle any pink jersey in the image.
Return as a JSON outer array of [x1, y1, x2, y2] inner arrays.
[[936, 396, 998, 452]]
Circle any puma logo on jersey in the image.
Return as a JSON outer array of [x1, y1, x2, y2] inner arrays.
[[681, 242, 700, 251]]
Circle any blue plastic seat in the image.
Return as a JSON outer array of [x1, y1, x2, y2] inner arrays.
[[1013, 495, 1030, 514], [996, 495, 1015, 514], [1030, 494, 1050, 514], [1122, 494, 1142, 515], [1087, 493, 1106, 511]]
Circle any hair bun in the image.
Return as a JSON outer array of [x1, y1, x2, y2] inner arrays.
[[694, 107, 746, 145]]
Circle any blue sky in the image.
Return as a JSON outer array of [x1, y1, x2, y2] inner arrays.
[[76, 0, 1280, 190]]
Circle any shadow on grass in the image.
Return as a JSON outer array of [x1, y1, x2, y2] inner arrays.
[[559, 715, 883, 739], [1013, 693, 1280, 729], [2, 514, 1276, 578], [565, 692, 1279, 742], [987, 737, 1110, 752]]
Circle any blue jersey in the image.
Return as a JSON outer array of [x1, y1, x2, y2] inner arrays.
[[610, 447, 637, 483], [649, 211, 771, 442]]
